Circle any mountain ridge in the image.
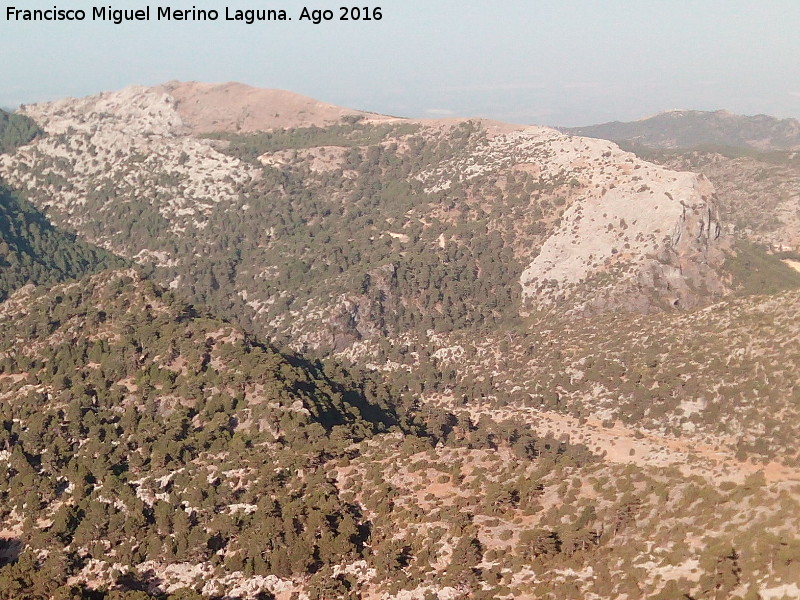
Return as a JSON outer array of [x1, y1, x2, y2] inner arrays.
[[561, 108, 800, 151], [159, 80, 399, 133], [0, 83, 736, 343]]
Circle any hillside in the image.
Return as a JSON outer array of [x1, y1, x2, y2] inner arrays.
[[0, 84, 755, 355], [0, 270, 407, 597], [357, 287, 800, 471], [0, 84, 799, 598], [630, 149, 800, 253], [0, 185, 127, 301], [162, 80, 395, 133], [561, 109, 800, 152], [0, 272, 798, 599]]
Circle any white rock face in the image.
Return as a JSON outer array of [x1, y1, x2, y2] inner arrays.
[[520, 151, 721, 294], [417, 125, 559, 193], [416, 123, 726, 309]]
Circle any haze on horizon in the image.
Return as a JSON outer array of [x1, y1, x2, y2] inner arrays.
[[1, 0, 799, 127]]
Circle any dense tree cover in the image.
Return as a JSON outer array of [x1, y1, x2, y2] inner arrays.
[[0, 109, 41, 154], [204, 118, 421, 158], [0, 185, 128, 301], [0, 270, 637, 598], [0, 271, 796, 599], [721, 239, 800, 295], [0, 553, 210, 600], [168, 121, 533, 348], [0, 271, 396, 592], [13, 120, 567, 352]]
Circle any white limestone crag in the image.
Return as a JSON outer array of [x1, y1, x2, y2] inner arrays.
[[0, 85, 259, 255]]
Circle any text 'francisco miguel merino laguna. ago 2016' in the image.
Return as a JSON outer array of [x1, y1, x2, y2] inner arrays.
[[6, 6, 384, 24]]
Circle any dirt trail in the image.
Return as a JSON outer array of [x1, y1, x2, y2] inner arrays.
[[525, 410, 800, 484], [783, 259, 800, 274], [462, 402, 800, 485]]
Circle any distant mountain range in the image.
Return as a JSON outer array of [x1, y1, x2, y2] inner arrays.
[[561, 109, 800, 151]]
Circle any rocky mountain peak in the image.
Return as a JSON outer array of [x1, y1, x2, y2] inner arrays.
[[2, 85, 260, 244]]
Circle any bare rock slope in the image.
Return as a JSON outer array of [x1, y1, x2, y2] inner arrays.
[[1, 85, 259, 244], [415, 124, 729, 311], [161, 80, 392, 133], [516, 135, 726, 311]]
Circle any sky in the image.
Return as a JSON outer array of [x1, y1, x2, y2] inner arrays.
[[1, 0, 799, 126]]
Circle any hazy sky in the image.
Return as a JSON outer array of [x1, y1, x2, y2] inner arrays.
[[2, 0, 799, 126]]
